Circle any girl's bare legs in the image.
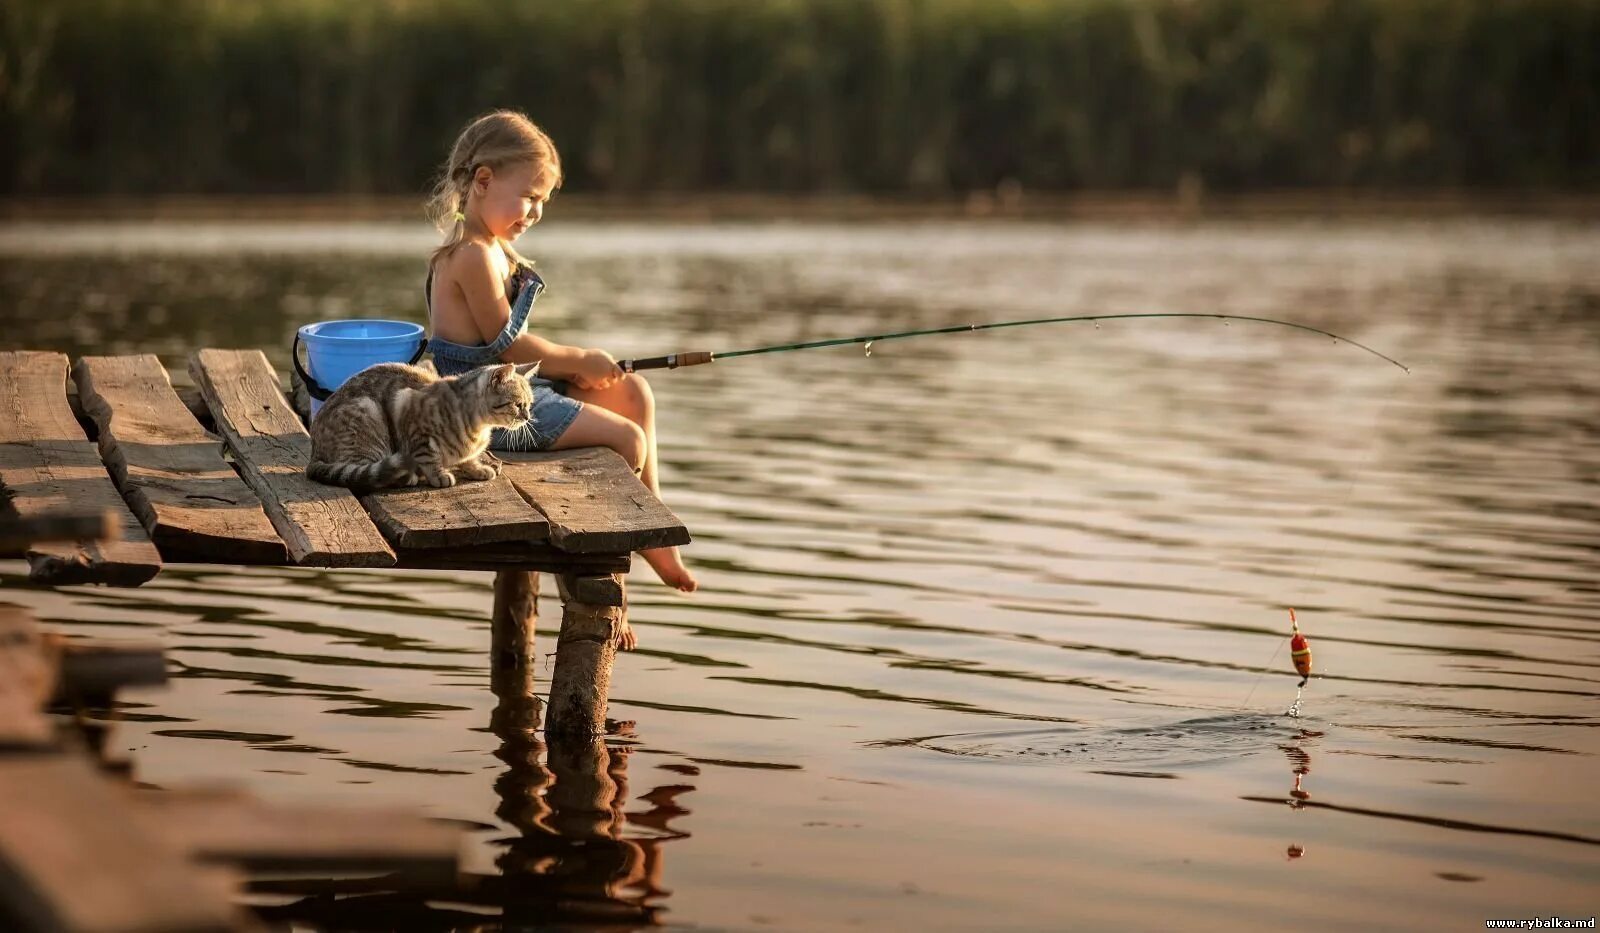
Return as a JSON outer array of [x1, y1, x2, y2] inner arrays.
[[554, 375, 697, 592]]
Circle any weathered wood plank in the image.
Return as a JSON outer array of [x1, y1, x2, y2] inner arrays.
[[0, 755, 245, 933], [499, 448, 690, 554], [0, 510, 116, 553], [68, 384, 215, 436], [48, 635, 167, 703], [394, 543, 628, 575], [74, 355, 287, 565], [0, 607, 56, 748], [131, 790, 461, 875], [188, 349, 394, 568], [363, 477, 549, 549], [0, 351, 162, 586]]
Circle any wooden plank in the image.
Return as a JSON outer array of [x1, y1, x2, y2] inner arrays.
[[0, 755, 244, 933], [0, 510, 116, 553], [131, 790, 461, 875], [48, 635, 167, 702], [68, 385, 214, 435], [0, 351, 162, 586], [0, 607, 56, 749], [187, 349, 394, 568], [394, 543, 628, 575], [363, 476, 549, 549], [73, 355, 287, 565], [499, 448, 690, 554]]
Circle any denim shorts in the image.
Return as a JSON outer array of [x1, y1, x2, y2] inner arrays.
[[490, 376, 584, 452]]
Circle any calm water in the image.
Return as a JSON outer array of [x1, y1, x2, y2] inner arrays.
[[2, 218, 1598, 931]]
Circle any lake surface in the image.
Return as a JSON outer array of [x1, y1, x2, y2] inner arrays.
[[3, 217, 1598, 930]]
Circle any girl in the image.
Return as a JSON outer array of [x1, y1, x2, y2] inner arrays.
[[424, 110, 696, 593]]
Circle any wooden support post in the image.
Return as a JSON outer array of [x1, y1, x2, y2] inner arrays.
[[491, 571, 539, 672], [490, 570, 542, 734], [546, 574, 628, 736]]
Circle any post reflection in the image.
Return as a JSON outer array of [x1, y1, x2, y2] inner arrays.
[[488, 659, 689, 926], [248, 663, 693, 928]]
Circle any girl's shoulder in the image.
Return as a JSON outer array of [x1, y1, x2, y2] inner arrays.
[[432, 240, 518, 300], [435, 238, 501, 279]]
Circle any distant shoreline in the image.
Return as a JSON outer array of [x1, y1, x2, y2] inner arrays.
[[3, 191, 1598, 223]]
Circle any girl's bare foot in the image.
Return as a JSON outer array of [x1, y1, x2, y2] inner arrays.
[[640, 545, 697, 592]]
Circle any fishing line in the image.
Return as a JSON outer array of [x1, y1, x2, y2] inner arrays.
[[1236, 349, 1411, 717], [1240, 633, 1288, 712]]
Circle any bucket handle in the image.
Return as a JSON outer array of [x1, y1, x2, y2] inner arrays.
[[292, 332, 427, 402]]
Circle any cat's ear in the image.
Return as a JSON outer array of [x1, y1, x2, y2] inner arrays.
[[492, 363, 516, 383], [514, 361, 541, 378]]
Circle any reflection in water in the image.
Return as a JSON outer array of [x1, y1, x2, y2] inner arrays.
[[1281, 729, 1322, 860], [4, 219, 1598, 928], [488, 666, 681, 926], [1283, 731, 1318, 807], [251, 667, 689, 927]]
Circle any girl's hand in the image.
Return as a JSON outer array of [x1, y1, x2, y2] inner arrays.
[[571, 348, 623, 390]]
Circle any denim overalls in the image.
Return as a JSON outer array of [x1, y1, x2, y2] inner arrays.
[[425, 261, 584, 451]]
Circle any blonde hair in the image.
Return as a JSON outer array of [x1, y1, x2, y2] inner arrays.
[[426, 110, 562, 271]]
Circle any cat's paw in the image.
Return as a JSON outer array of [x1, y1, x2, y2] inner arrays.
[[426, 470, 458, 489], [456, 460, 497, 482]]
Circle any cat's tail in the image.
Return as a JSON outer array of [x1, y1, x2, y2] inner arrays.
[[306, 452, 411, 490]]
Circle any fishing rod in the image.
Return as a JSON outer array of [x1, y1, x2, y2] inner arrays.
[[616, 313, 1410, 375]]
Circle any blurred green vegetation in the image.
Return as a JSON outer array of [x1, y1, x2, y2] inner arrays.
[[2, 0, 1595, 196]]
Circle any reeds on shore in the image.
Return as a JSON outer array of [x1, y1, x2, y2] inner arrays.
[[2, 0, 1595, 196]]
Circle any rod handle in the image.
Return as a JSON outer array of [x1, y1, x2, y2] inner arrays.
[[619, 351, 715, 373]]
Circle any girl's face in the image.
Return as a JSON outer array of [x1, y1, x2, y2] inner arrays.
[[472, 160, 557, 241]]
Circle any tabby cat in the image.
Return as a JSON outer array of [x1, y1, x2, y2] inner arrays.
[[307, 361, 538, 490]]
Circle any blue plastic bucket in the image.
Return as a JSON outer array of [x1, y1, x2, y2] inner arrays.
[[294, 319, 426, 417]]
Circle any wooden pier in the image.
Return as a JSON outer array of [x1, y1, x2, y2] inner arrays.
[[0, 347, 694, 928], [0, 348, 691, 735]]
